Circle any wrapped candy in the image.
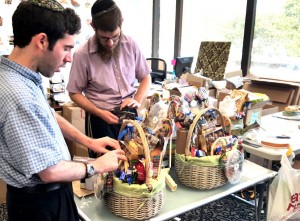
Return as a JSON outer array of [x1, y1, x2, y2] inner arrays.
[[135, 161, 146, 184]]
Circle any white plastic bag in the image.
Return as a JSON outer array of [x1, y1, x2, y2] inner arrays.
[[268, 154, 300, 220], [219, 95, 237, 118]]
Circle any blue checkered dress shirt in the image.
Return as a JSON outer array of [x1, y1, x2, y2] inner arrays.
[[0, 56, 70, 188]]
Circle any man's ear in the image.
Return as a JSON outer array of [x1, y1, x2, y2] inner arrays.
[[35, 33, 48, 50]]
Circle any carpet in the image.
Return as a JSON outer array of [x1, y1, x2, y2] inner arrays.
[[168, 194, 266, 221], [0, 204, 7, 221]]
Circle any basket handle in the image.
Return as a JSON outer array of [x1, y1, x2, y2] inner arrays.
[[210, 137, 228, 156], [185, 107, 225, 156], [119, 120, 152, 189]]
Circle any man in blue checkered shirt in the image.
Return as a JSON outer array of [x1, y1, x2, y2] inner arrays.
[[0, 0, 126, 220]]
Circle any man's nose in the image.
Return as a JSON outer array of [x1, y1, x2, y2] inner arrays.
[[64, 53, 72, 63], [106, 39, 114, 47]]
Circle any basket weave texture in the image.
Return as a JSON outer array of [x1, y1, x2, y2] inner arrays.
[[105, 120, 165, 220], [175, 107, 230, 190], [106, 190, 165, 220]]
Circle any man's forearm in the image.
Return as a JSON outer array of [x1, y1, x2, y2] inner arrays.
[[69, 93, 103, 118], [55, 113, 92, 146], [134, 75, 151, 103]]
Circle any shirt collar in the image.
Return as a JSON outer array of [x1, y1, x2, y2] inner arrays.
[[1, 55, 43, 86]]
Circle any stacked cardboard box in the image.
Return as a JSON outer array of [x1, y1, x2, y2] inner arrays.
[[243, 80, 300, 111], [62, 102, 88, 157], [0, 178, 6, 203]]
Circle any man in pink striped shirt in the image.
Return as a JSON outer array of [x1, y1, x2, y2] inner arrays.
[[67, 0, 151, 157]]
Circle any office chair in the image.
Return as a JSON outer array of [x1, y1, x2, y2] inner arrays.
[[146, 58, 167, 83], [194, 41, 231, 81]]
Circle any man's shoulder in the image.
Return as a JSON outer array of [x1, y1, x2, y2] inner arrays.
[[121, 34, 135, 44], [121, 35, 141, 52]]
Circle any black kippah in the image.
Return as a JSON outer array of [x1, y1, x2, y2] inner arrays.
[[91, 0, 116, 18]]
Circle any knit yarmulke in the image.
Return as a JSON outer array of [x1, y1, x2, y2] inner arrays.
[[91, 0, 116, 18], [28, 0, 64, 11]]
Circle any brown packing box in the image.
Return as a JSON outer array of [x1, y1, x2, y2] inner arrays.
[[0, 178, 6, 203], [62, 102, 86, 157], [243, 81, 296, 111], [66, 140, 89, 158], [75, 143, 89, 157], [55, 110, 63, 116], [180, 73, 211, 89], [249, 78, 300, 106], [176, 129, 188, 154], [217, 89, 231, 107], [262, 104, 279, 116], [169, 85, 198, 97], [208, 88, 217, 98], [62, 102, 85, 134], [244, 100, 269, 126], [225, 76, 243, 89]]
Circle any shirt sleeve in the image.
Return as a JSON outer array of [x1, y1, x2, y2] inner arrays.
[[130, 38, 151, 82], [67, 49, 89, 94], [4, 102, 67, 178]]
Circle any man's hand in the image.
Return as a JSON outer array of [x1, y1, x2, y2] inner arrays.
[[89, 136, 122, 154], [120, 97, 141, 110], [92, 149, 127, 174], [99, 110, 119, 124]]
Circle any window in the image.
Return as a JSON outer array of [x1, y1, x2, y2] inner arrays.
[[180, 0, 247, 74], [159, 0, 176, 71], [250, 0, 300, 82]]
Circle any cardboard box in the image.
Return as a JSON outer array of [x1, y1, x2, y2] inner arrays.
[[66, 141, 89, 158], [225, 76, 243, 89], [55, 110, 63, 116], [217, 89, 231, 105], [75, 143, 89, 157], [168, 85, 198, 97], [181, 73, 212, 89], [176, 129, 188, 154], [63, 102, 86, 157], [262, 104, 279, 116], [243, 81, 296, 111], [244, 100, 269, 126], [62, 102, 85, 134], [208, 88, 217, 98], [0, 178, 6, 203], [249, 78, 300, 106]]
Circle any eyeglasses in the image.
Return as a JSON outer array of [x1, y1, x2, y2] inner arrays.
[[98, 33, 121, 43]]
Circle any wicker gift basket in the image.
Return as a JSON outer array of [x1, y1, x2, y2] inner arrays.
[[175, 107, 240, 190], [105, 120, 165, 220]]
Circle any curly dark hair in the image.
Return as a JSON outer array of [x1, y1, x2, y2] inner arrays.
[[12, 1, 81, 50]]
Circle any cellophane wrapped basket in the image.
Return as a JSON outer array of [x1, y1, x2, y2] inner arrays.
[[175, 107, 236, 190], [105, 120, 165, 220]]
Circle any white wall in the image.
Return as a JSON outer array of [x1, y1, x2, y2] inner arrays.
[[0, 1, 94, 96]]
